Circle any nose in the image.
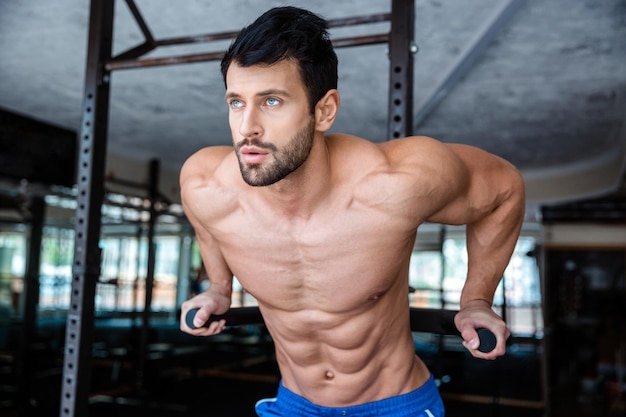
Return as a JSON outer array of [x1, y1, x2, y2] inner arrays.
[[238, 106, 263, 139]]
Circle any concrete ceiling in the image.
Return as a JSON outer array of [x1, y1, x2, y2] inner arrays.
[[1, 0, 625, 215]]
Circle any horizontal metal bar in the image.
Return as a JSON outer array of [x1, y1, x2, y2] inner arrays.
[[327, 12, 391, 28], [410, 307, 460, 335], [332, 33, 389, 48], [150, 12, 392, 48], [149, 12, 391, 48], [106, 51, 225, 70], [106, 33, 390, 71], [185, 306, 461, 336], [153, 30, 241, 47]]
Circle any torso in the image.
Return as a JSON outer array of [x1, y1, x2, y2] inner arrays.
[[186, 133, 435, 406]]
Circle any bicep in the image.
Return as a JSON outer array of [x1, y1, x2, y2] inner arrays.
[[179, 146, 236, 287]]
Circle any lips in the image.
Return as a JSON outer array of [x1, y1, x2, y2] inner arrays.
[[240, 145, 269, 164]]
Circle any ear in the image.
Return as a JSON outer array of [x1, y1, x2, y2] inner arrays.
[[314, 89, 340, 132]]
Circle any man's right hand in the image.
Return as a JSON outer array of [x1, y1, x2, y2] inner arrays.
[[180, 291, 231, 336]]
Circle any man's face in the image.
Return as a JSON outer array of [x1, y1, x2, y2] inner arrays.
[[225, 60, 315, 186]]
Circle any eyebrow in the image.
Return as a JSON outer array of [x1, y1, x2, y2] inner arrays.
[[225, 89, 291, 100]]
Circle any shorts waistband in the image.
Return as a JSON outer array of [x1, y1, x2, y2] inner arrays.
[[272, 374, 441, 417]]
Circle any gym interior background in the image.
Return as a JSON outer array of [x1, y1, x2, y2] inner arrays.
[[0, 0, 625, 416]]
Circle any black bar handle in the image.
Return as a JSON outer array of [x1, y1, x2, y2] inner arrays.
[[476, 328, 497, 353], [185, 306, 260, 328], [185, 307, 498, 353]]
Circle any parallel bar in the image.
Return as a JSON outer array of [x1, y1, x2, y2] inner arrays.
[[185, 306, 461, 336], [409, 307, 459, 335], [186, 307, 504, 353]]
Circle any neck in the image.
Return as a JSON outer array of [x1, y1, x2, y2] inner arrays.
[[259, 135, 331, 219]]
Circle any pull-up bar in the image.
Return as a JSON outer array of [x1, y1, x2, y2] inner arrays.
[[106, 3, 393, 71]]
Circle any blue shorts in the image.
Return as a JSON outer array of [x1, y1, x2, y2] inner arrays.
[[255, 374, 444, 417]]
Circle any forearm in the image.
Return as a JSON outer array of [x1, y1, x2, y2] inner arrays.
[[460, 177, 525, 308]]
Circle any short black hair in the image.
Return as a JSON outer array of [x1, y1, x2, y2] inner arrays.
[[220, 6, 338, 114]]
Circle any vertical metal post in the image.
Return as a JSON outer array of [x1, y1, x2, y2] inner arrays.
[[59, 1, 114, 416], [132, 226, 143, 321], [537, 245, 551, 414], [135, 158, 159, 394], [387, 0, 415, 139], [438, 226, 446, 309], [176, 234, 193, 310], [16, 195, 45, 415]]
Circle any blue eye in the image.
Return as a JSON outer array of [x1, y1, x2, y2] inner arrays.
[[230, 99, 243, 109], [266, 97, 280, 106]]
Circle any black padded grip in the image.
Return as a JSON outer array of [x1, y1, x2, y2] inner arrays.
[[476, 328, 497, 353]]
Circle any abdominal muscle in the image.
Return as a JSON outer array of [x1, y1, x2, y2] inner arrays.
[[256, 289, 432, 407], [212, 161, 433, 405]]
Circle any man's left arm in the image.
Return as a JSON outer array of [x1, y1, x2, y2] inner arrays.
[[426, 143, 526, 359]]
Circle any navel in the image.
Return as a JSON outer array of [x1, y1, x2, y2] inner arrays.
[[325, 370, 335, 380], [368, 291, 385, 301]]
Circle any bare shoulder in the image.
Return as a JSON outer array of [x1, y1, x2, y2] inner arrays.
[[379, 136, 464, 199], [380, 135, 457, 168], [325, 133, 380, 153], [380, 136, 516, 179], [179, 146, 239, 220], [180, 146, 234, 189], [323, 134, 454, 182], [327, 133, 523, 224], [325, 133, 418, 171]]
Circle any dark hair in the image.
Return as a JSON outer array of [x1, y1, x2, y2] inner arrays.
[[220, 6, 338, 114]]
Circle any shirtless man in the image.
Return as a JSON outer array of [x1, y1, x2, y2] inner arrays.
[[179, 6, 525, 417]]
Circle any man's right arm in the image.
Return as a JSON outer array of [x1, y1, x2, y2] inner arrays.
[[179, 147, 236, 335]]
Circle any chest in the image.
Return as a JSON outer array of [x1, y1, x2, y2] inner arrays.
[[211, 204, 416, 310]]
